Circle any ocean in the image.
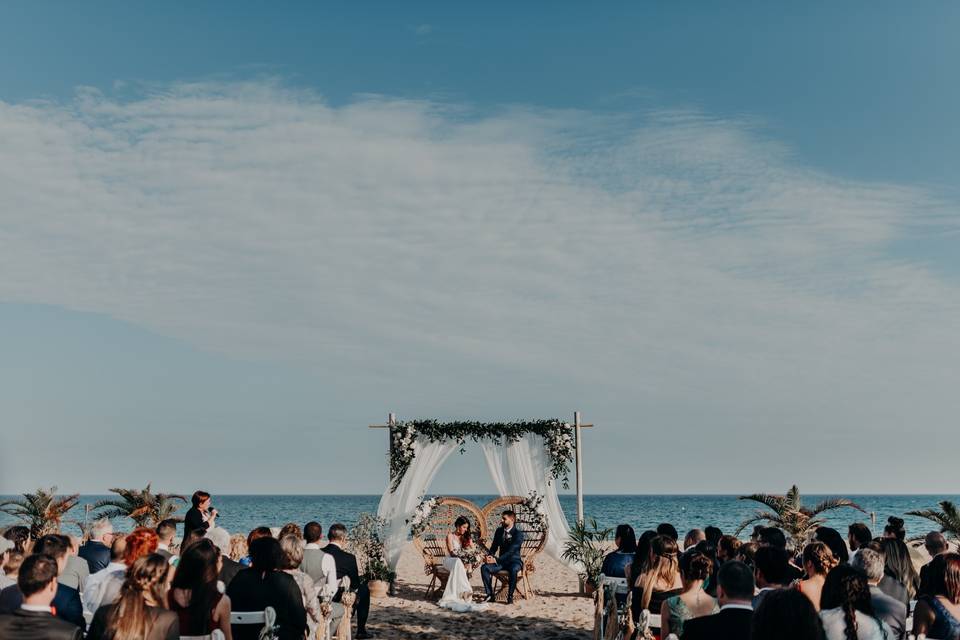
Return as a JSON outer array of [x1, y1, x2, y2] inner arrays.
[[1, 494, 955, 538]]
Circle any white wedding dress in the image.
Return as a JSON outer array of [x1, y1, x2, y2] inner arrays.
[[437, 534, 488, 613]]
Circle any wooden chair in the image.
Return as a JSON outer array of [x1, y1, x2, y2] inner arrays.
[[479, 495, 548, 601], [410, 496, 487, 599]]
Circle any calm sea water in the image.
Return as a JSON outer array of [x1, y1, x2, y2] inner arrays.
[[2, 494, 956, 538]]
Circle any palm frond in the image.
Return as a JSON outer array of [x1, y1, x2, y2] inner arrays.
[[738, 493, 787, 513], [806, 498, 865, 517]]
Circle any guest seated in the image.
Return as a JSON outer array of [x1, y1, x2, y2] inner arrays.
[[227, 537, 307, 640], [814, 527, 849, 565], [919, 530, 949, 598], [229, 534, 249, 566], [880, 537, 918, 603], [82, 535, 128, 613], [169, 538, 233, 640], [4, 550, 24, 584], [736, 542, 757, 570], [752, 546, 791, 609], [206, 527, 243, 589], [911, 552, 960, 640], [301, 522, 343, 631], [657, 523, 680, 542], [679, 559, 754, 640], [631, 534, 681, 624], [93, 527, 159, 614], [625, 529, 657, 586], [0, 533, 86, 632], [278, 523, 302, 540], [242, 527, 273, 567], [601, 524, 637, 579], [883, 516, 906, 542], [87, 553, 179, 640], [717, 535, 741, 566], [0, 554, 82, 640], [850, 546, 907, 640], [59, 535, 89, 592], [280, 534, 324, 637], [660, 549, 718, 638], [848, 523, 872, 556], [2, 525, 31, 554], [704, 526, 723, 547], [794, 542, 838, 611], [820, 564, 893, 640], [683, 529, 705, 551], [155, 519, 177, 562], [79, 518, 114, 574], [756, 527, 803, 581], [750, 587, 825, 640], [0, 538, 14, 590]]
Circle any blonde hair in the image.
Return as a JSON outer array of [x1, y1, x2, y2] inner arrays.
[[280, 534, 304, 570], [105, 554, 170, 640], [228, 534, 248, 562], [638, 535, 679, 609]]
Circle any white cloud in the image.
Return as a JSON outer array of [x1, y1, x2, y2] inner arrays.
[[1, 80, 958, 491]]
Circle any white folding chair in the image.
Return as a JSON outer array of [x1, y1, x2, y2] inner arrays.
[[230, 605, 277, 639], [181, 631, 225, 640], [597, 574, 631, 639]]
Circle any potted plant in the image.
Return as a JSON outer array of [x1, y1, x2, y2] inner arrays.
[[350, 514, 396, 599], [561, 517, 612, 596]]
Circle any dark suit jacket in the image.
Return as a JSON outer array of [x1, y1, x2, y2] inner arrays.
[[488, 525, 524, 567], [183, 507, 209, 539], [219, 554, 243, 589], [870, 585, 907, 640], [681, 606, 753, 640], [155, 547, 174, 561], [0, 583, 86, 633], [0, 608, 82, 640], [78, 540, 111, 574], [322, 543, 360, 594]]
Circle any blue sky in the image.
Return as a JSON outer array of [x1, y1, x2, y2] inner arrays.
[[1, 2, 958, 495]]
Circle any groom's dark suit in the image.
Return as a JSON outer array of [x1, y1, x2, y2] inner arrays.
[[481, 524, 525, 601]]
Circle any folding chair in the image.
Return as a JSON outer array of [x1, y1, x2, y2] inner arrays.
[[229, 605, 277, 639]]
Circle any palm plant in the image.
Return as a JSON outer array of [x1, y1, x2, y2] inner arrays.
[[93, 484, 186, 527], [561, 517, 612, 588], [736, 485, 864, 544], [0, 487, 80, 538], [907, 500, 960, 540]]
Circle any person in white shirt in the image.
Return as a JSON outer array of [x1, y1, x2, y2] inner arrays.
[[301, 522, 344, 632], [82, 536, 127, 614], [820, 565, 894, 640]]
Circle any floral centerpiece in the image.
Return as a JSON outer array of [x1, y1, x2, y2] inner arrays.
[[350, 513, 396, 595], [407, 496, 442, 538]]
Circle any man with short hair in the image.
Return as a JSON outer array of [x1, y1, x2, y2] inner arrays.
[[78, 518, 113, 573], [323, 523, 372, 639], [848, 522, 872, 554], [82, 535, 127, 614], [0, 537, 15, 590], [918, 531, 949, 597], [684, 529, 706, 551], [155, 519, 177, 562], [657, 522, 679, 541], [302, 522, 344, 632], [681, 560, 754, 640], [851, 547, 906, 639], [755, 527, 802, 581], [0, 534, 86, 632], [0, 554, 82, 639], [481, 510, 525, 604], [752, 546, 790, 608]]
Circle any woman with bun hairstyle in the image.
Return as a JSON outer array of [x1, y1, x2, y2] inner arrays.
[[795, 542, 838, 611], [660, 549, 719, 638]]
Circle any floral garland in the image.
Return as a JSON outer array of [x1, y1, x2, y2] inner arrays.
[[406, 496, 442, 537], [522, 491, 549, 532], [389, 419, 575, 492]]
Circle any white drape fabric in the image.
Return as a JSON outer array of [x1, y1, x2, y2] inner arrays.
[[376, 438, 458, 570], [480, 435, 575, 568]]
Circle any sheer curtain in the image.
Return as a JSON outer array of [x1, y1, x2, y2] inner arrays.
[[377, 438, 458, 570], [481, 435, 575, 568]]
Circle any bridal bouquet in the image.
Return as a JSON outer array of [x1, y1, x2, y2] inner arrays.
[[454, 545, 486, 567]]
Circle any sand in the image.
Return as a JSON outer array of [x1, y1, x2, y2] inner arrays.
[[365, 542, 594, 639]]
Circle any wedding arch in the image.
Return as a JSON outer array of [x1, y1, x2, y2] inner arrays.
[[369, 412, 593, 571]]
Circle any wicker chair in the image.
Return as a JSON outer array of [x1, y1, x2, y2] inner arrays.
[[479, 495, 548, 601], [411, 496, 487, 599]]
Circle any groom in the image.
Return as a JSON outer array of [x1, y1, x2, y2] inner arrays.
[[481, 510, 525, 604]]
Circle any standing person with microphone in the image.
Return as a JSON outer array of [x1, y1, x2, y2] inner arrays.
[[183, 491, 218, 540]]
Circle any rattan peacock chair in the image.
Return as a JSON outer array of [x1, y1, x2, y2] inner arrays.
[[479, 495, 548, 601], [411, 496, 487, 599]]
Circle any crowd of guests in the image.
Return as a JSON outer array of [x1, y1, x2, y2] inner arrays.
[[0, 490, 375, 639], [599, 516, 960, 640]]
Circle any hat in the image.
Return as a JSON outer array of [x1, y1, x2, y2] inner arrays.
[[0, 537, 13, 554]]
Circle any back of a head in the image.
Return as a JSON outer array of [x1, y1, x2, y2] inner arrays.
[[757, 527, 787, 550], [925, 531, 949, 556], [880, 537, 917, 586], [278, 522, 302, 540], [683, 528, 705, 550], [33, 534, 69, 562], [124, 527, 159, 566], [848, 522, 872, 549], [718, 534, 742, 560], [631, 530, 658, 577], [737, 541, 758, 569], [704, 526, 723, 546], [90, 517, 113, 541], [814, 527, 849, 564], [751, 587, 825, 640], [328, 523, 348, 544], [110, 535, 128, 562], [247, 526, 273, 548], [802, 541, 839, 577], [17, 554, 59, 598], [280, 534, 304, 570], [754, 546, 790, 585], [928, 552, 960, 604], [883, 516, 906, 541], [851, 547, 885, 583], [679, 549, 713, 582], [113, 553, 171, 635], [156, 519, 177, 543], [172, 538, 219, 589], [304, 521, 323, 544], [656, 523, 679, 541], [615, 524, 637, 553], [205, 527, 231, 557], [717, 560, 755, 602], [821, 564, 874, 615], [249, 536, 283, 572], [3, 526, 31, 553]]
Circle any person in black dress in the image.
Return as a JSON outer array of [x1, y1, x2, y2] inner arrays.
[[226, 537, 307, 640], [183, 490, 218, 540]]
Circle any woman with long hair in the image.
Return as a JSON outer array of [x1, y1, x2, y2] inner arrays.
[[814, 528, 850, 565], [438, 515, 484, 611], [911, 552, 960, 640], [626, 529, 657, 586], [880, 537, 919, 600], [168, 538, 232, 640], [226, 536, 307, 640], [752, 588, 826, 640], [88, 554, 178, 640], [601, 524, 638, 579], [820, 564, 892, 640], [796, 542, 839, 611], [631, 534, 682, 623], [660, 549, 719, 638]]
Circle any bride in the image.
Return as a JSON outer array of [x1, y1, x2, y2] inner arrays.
[[438, 516, 487, 612]]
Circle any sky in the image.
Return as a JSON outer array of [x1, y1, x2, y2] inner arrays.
[[1, 1, 958, 496]]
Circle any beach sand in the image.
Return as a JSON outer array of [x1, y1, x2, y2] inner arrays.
[[366, 542, 593, 639]]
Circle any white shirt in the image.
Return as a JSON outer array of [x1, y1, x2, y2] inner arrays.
[[720, 603, 754, 611], [82, 562, 126, 613], [304, 543, 339, 597], [21, 604, 53, 613], [0, 574, 15, 590], [821, 608, 893, 640]]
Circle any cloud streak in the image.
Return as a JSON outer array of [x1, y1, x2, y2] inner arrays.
[[1, 80, 958, 491]]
